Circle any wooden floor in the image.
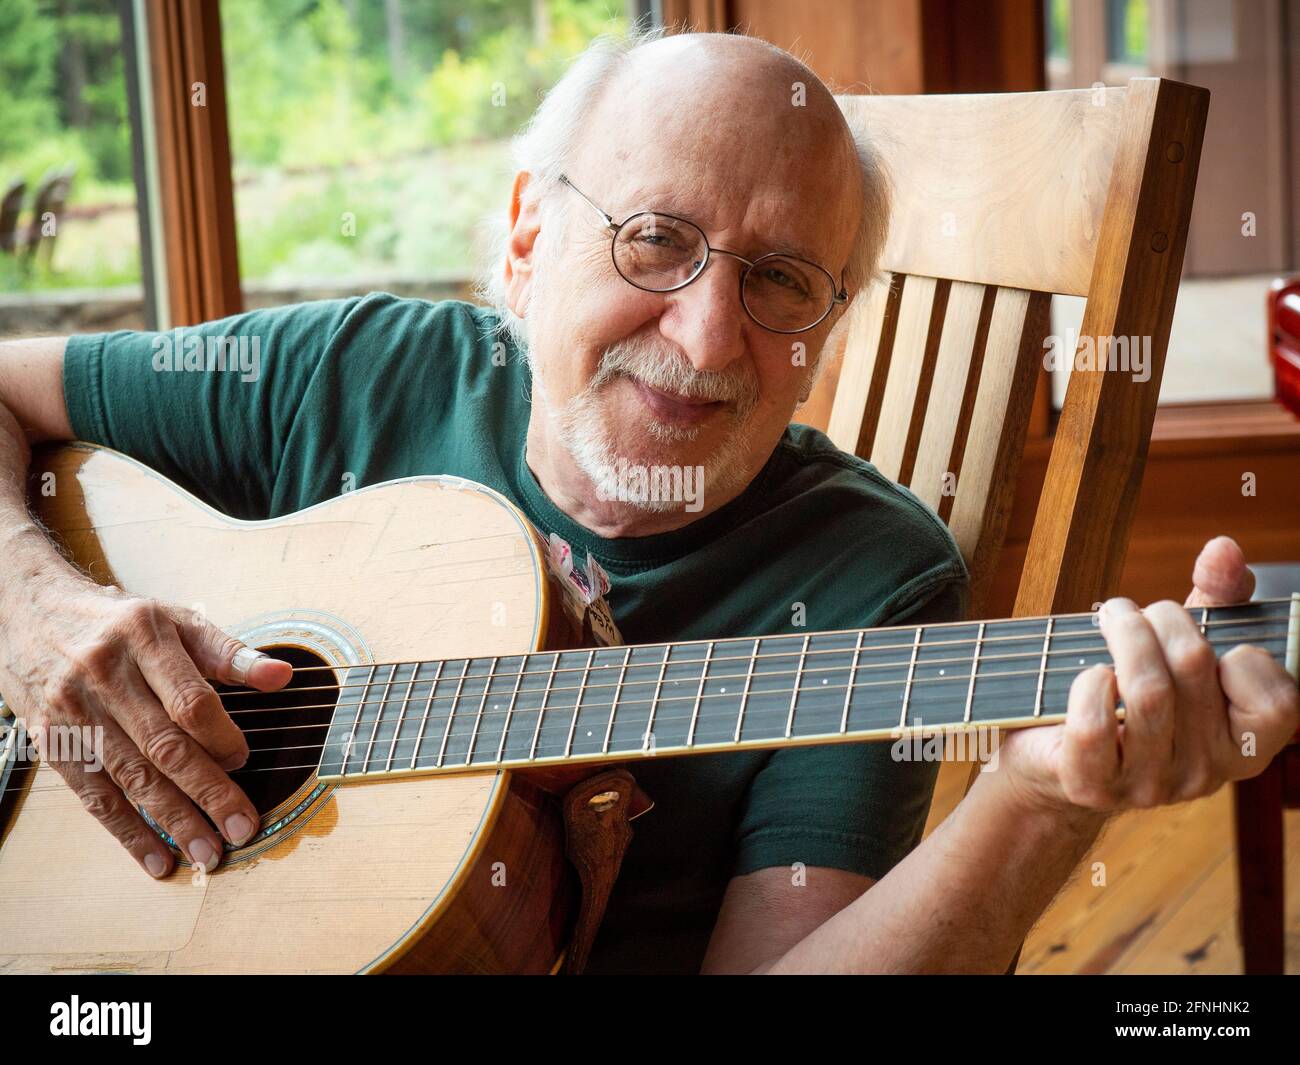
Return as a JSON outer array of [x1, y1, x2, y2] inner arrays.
[[923, 759, 1299, 974]]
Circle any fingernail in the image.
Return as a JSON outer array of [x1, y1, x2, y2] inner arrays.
[[220, 751, 247, 772], [144, 852, 168, 878], [230, 646, 266, 685], [188, 838, 218, 872], [225, 813, 255, 845]]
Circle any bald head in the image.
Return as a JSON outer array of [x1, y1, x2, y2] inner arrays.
[[567, 33, 863, 269]]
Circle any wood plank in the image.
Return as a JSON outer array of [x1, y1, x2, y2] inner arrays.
[[869, 274, 948, 482], [825, 273, 902, 458], [947, 286, 1050, 614], [837, 87, 1125, 296], [909, 280, 992, 514]]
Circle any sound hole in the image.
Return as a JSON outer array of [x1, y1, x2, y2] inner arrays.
[[216, 646, 338, 817]]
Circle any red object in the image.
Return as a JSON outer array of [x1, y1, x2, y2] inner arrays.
[[1268, 278, 1300, 417]]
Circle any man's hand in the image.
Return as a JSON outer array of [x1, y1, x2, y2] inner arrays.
[[999, 536, 1299, 818], [0, 574, 291, 879]]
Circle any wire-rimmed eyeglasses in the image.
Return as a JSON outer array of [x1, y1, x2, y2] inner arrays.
[[558, 173, 848, 334]]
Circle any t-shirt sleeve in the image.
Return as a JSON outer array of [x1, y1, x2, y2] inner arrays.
[[62, 298, 363, 519], [731, 569, 969, 881]]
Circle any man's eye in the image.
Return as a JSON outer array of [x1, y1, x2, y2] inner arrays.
[[761, 267, 809, 295], [634, 229, 682, 249]]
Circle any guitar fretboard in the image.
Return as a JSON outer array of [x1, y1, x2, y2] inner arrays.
[[315, 597, 1297, 782]]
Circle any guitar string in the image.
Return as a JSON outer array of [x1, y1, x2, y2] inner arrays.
[[3, 629, 1289, 796], [213, 602, 1297, 683], [0, 690, 1086, 796], [210, 621, 1289, 723], [8, 628, 1293, 748], [214, 610, 1294, 702]]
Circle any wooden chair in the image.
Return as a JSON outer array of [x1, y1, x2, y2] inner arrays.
[[23, 165, 74, 268], [0, 180, 25, 255], [1236, 562, 1300, 974], [799, 77, 1211, 971]]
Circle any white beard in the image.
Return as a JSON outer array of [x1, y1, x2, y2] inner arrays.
[[528, 330, 762, 515]]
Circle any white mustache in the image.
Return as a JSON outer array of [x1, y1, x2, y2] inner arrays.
[[590, 334, 759, 413]]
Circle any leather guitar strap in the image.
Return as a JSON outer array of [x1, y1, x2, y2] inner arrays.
[[561, 767, 638, 975]]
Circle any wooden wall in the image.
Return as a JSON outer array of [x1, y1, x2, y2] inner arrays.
[[661, 0, 1045, 93]]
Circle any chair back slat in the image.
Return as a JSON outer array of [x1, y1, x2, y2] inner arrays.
[[824, 273, 900, 459], [946, 286, 1052, 610], [908, 279, 994, 512], [869, 275, 947, 483], [820, 77, 1209, 620]]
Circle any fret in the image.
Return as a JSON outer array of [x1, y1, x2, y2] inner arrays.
[[337, 663, 376, 775], [362, 663, 398, 772], [692, 638, 755, 745], [601, 646, 634, 755], [496, 650, 553, 763], [686, 642, 714, 746], [385, 666, 419, 772], [527, 652, 560, 761], [1039, 613, 1110, 719], [568, 647, 628, 757], [739, 634, 809, 743], [1199, 605, 1209, 638], [564, 650, 597, 759], [962, 622, 985, 724], [643, 643, 672, 750], [606, 644, 670, 754], [733, 639, 759, 743], [319, 663, 372, 777], [1033, 616, 1053, 717], [464, 656, 500, 765], [907, 624, 987, 728], [409, 659, 445, 770], [530, 650, 590, 761], [964, 617, 1052, 726], [839, 630, 864, 733], [1205, 600, 1291, 672], [898, 626, 922, 729], [794, 631, 866, 738], [436, 659, 471, 768], [369, 661, 417, 771], [495, 653, 529, 764], [783, 634, 811, 738], [646, 640, 711, 750]]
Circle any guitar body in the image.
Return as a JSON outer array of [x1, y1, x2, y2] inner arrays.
[[0, 444, 589, 974]]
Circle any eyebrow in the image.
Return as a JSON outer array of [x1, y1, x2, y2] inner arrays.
[[614, 187, 828, 268]]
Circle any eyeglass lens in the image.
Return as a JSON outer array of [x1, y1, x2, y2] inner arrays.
[[612, 212, 836, 332]]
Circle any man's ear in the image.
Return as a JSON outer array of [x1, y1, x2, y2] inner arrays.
[[504, 171, 543, 320]]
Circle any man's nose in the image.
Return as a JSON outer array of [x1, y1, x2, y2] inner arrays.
[[658, 256, 748, 373]]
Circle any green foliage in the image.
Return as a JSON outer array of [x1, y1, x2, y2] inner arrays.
[[3, 0, 629, 293], [0, 0, 60, 160]]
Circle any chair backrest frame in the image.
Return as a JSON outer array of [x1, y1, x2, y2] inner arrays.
[[818, 77, 1210, 618]]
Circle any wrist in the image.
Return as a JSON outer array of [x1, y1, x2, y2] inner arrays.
[[981, 758, 1112, 839]]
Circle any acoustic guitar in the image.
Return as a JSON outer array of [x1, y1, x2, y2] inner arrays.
[[0, 443, 1295, 973]]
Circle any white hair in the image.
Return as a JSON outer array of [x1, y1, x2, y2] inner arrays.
[[473, 27, 893, 357]]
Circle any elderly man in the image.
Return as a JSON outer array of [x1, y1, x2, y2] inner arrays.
[[0, 30, 1295, 975]]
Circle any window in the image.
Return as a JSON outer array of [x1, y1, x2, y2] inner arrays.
[[1044, 0, 1294, 408], [1045, 0, 1070, 61], [218, 0, 632, 312], [0, 1, 147, 340], [1105, 0, 1148, 65]]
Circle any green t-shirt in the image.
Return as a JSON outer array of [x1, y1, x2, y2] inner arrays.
[[64, 293, 970, 974]]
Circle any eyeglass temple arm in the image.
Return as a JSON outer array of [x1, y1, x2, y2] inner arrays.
[[558, 174, 616, 231]]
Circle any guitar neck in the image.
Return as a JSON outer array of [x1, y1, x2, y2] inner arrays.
[[315, 596, 1300, 783]]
